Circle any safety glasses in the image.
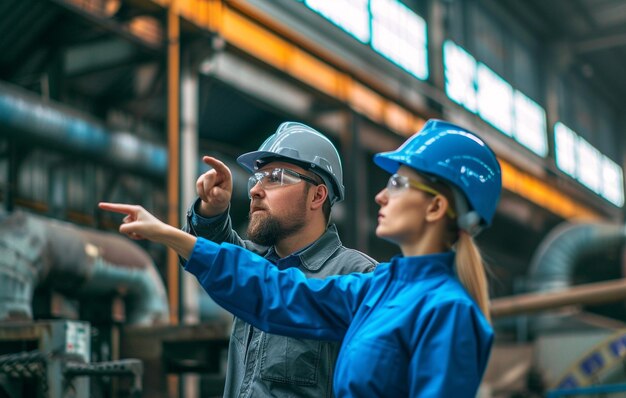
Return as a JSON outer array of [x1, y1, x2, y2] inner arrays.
[[248, 168, 319, 198], [386, 174, 456, 218]]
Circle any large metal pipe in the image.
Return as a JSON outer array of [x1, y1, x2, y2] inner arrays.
[[492, 222, 626, 323], [0, 81, 248, 186], [491, 278, 626, 318], [0, 210, 169, 325], [528, 222, 626, 292], [0, 81, 166, 178]]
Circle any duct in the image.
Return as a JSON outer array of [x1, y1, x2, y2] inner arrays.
[[0, 81, 249, 189], [0, 210, 169, 325], [528, 222, 626, 292], [515, 222, 626, 335]]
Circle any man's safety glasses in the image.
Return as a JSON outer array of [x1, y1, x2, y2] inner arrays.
[[386, 174, 456, 218], [248, 168, 319, 198]]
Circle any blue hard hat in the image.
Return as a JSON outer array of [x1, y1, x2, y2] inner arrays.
[[374, 119, 502, 234]]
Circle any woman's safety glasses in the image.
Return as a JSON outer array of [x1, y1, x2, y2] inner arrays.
[[248, 168, 319, 198], [386, 174, 456, 218]]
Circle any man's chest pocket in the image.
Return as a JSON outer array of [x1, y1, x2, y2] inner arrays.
[[259, 333, 322, 386]]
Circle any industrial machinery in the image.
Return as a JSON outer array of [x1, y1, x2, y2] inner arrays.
[[0, 320, 142, 398], [0, 211, 229, 397]]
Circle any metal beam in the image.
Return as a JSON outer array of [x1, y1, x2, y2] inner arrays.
[[166, 0, 181, 327], [199, 52, 313, 117], [491, 278, 626, 318], [575, 32, 626, 54], [64, 38, 139, 76], [180, 55, 199, 326]]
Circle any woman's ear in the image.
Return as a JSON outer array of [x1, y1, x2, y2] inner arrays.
[[310, 184, 328, 210], [425, 195, 450, 222]]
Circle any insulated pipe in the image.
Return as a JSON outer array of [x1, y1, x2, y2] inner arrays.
[[0, 81, 165, 178], [0, 81, 248, 186], [0, 211, 169, 325], [527, 222, 626, 292]]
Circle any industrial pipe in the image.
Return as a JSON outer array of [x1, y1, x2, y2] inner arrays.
[[0, 81, 165, 178], [491, 223, 626, 318], [0, 210, 169, 325], [491, 278, 626, 319], [528, 222, 626, 292], [0, 81, 248, 185]]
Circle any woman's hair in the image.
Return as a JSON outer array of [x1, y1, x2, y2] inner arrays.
[[431, 175, 491, 323], [454, 231, 491, 323]]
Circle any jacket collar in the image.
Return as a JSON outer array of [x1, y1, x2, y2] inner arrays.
[[268, 224, 342, 272], [377, 251, 455, 281]]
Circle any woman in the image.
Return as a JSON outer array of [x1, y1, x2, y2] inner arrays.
[[99, 119, 501, 397]]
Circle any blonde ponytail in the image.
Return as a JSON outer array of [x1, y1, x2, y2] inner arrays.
[[455, 231, 491, 323]]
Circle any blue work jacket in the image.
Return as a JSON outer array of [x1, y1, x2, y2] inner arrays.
[[185, 238, 493, 398]]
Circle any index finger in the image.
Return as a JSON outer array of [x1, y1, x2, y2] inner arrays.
[[98, 202, 137, 215], [202, 156, 231, 176]]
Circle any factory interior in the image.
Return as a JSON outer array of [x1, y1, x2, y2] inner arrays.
[[1, 0, 626, 397]]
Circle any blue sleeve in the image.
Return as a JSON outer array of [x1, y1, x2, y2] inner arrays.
[[185, 238, 372, 341], [409, 301, 493, 397]]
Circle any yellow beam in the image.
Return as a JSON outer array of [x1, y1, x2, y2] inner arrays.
[[500, 159, 602, 221]]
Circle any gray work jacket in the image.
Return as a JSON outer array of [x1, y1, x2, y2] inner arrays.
[[183, 199, 376, 398]]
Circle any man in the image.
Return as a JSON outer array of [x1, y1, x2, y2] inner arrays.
[[183, 121, 376, 397]]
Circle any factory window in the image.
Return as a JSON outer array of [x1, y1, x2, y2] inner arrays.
[[443, 41, 477, 113], [461, 1, 542, 103], [555, 121, 624, 207], [371, 0, 428, 79], [560, 76, 619, 160], [443, 1, 547, 157], [476, 63, 513, 135], [558, 72, 620, 151], [304, 0, 370, 42], [443, 40, 547, 157], [301, 0, 429, 80]]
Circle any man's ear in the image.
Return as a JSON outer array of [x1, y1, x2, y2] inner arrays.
[[310, 184, 328, 210], [425, 195, 450, 222]]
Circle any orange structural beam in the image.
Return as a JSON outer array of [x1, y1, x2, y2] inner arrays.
[[500, 159, 601, 221], [166, 0, 181, 326]]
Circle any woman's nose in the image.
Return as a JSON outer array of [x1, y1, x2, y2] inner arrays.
[[375, 188, 388, 205]]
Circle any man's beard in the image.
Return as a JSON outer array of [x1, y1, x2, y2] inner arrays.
[[247, 207, 307, 247]]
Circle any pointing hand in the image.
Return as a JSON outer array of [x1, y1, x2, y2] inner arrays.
[[196, 156, 233, 217]]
